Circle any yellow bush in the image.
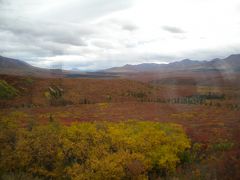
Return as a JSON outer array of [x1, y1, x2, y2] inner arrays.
[[0, 117, 190, 179]]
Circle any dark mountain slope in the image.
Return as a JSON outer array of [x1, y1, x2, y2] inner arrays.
[[0, 56, 32, 69], [0, 56, 68, 77]]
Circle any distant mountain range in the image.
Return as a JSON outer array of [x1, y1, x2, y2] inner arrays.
[[103, 54, 240, 73], [0, 54, 240, 77]]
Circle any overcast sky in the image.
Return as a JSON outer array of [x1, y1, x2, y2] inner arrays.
[[1, 0, 240, 70]]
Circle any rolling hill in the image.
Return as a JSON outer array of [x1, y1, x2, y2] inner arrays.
[[0, 56, 67, 77], [103, 54, 240, 73]]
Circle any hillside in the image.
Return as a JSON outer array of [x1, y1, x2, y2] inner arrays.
[[103, 54, 240, 73], [0, 56, 33, 69], [0, 56, 73, 77]]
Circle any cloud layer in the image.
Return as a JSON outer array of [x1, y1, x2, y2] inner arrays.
[[1, 0, 240, 70]]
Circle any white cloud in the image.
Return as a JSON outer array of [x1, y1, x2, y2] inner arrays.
[[0, 0, 240, 70]]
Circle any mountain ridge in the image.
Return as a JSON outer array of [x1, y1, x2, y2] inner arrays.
[[102, 54, 240, 73], [0, 54, 240, 77]]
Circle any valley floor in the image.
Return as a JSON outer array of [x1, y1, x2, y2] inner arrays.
[[1, 75, 240, 179]]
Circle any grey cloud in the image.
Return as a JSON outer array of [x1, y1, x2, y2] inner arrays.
[[105, 19, 138, 31], [92, 40, 115, 49], [0, 17, 91, 46], [122, 24, 138, 31], [123, 38, 159, 48], [48, 36, 86, 46], [1, 0, 239, 71], [0, 16, 100, 60], [0, 35, 67, 60], [162, 26, 185, 33], [0, 0, 6, 4], [38, 0, 135, 23]]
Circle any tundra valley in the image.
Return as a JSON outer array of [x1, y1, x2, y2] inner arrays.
[[0, 54, 240, 179]]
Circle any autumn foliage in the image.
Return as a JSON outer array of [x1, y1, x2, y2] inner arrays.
[[0, 113, 190, 179]]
